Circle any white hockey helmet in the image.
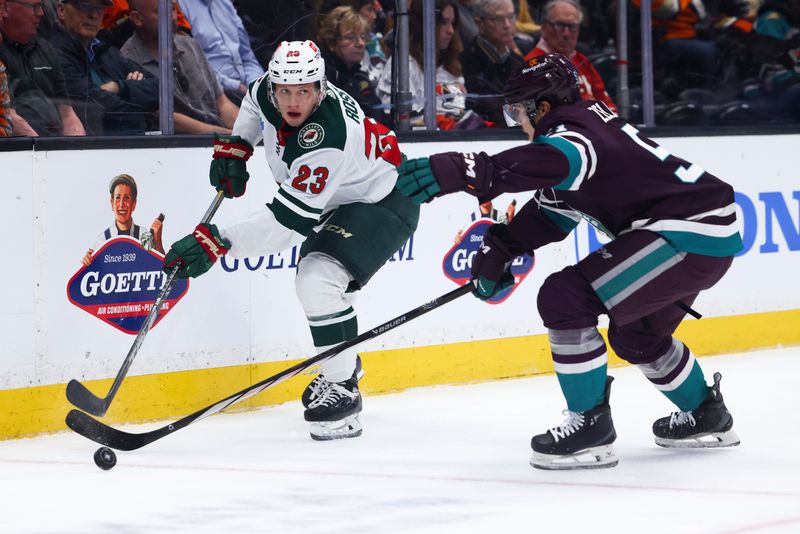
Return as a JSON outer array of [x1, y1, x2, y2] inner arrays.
[[268, 40, 327, 109]]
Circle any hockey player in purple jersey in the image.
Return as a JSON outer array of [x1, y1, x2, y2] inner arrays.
[[396, 53, 743, 470]]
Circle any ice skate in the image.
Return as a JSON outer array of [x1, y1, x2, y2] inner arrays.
[[653, 372, 740, 448], [530, 376, 618, 470], [305, 377, 363, 441], [301, 355, 364, 408]]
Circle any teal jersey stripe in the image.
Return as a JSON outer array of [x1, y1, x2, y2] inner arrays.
[[534, 135, 583, 190], [542, 207, 580, 234], [595, 242, 678, 304], [657, 230, 744, 257]]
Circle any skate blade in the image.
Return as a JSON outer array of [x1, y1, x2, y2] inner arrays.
[[655, 429, 741, 449], [310, 415, 362, 441], [530, 444, 618, 470]]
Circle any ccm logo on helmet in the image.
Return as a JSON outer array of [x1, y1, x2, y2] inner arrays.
[[287, 50, 300, 57]]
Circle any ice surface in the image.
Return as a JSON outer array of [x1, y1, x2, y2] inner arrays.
[[1, 347, 799, 534]]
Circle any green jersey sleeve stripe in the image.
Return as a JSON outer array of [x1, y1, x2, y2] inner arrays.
[[267, 200, 317, 236], [276, 188, 324, 218]]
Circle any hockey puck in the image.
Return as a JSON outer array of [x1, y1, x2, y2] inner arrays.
[[93, 446, 117, 470]]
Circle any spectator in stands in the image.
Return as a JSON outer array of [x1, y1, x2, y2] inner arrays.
[[378, 0, 480, 129], [121, 0, 239, 134], [633, 0, 718, 96], [354, 0, 387, 84], [0, 0, 85, 135], [0, 0, 10, 136], [176, 0, 263, 105], [51, 0, 158, 135], [525, 0, 617, 112], [460, 0, 525, 124], [318, 5, 382, 119], [321, 0, 387, 78], [99, 0, 192, 48]]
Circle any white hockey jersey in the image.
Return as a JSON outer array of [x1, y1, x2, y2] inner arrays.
[[220, 78, 402, 258]]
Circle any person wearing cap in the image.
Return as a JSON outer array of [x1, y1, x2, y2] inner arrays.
[[50, 0, 158, 135], [0, 0, 86, 135], [162, 40, 418, 442], [82, 174, 165, 266]]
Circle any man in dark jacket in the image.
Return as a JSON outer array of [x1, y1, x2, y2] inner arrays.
[[460, 0, 524, 125], [0, 0, 85, 135], [51, 0, 158, 135]]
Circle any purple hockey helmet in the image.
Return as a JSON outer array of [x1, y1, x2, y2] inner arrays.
[[502, 53, 580, 126]]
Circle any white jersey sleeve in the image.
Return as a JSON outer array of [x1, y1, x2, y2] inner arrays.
[[219, 208, 304, 258]]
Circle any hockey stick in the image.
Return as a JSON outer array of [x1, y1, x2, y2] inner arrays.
[[65, 283, 474, 451], [66, 190, 226, 417]]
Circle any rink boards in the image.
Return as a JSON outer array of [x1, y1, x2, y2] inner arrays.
[[1, 134, 798, 439]]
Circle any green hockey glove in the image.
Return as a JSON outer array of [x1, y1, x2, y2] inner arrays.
[[396, 157, 441, 204], [210, 133, 253, 198], [163, 223, 231, 278]]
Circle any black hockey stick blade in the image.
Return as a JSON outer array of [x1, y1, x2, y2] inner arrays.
[[65, 283, 474, 451], [65, 191, 225, 417], [65, 380, 110, 418]]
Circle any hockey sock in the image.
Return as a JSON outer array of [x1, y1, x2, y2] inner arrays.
[[637, 338, 708, 412], [550, 327, 609, 412]]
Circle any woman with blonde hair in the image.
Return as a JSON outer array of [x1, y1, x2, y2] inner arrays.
[[318, 5, 381, 118]]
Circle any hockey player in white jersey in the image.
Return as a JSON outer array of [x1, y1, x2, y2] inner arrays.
[[163, 40, 419, 441]]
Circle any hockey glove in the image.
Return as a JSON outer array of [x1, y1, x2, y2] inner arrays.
[[396, 157, 441, 204], [163, 223, 231, 278], [396, 153, 493, 204], [470, 224, 516, 300], [210, 133, 254, 198]]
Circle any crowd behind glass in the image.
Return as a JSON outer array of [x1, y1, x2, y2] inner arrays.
[[1, 0, 798, 139]]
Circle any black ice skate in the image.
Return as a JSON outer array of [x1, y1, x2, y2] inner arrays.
[[301, 355, 364, 408], [304, 377, 363, 441], [653, 372, 740, 448], [530, 376, 618, 470]]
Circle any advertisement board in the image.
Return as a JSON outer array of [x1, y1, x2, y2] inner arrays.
[[1, 135, 798, 392]]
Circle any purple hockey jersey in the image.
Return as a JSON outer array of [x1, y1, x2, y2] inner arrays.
[[429, 100, 743, 257]]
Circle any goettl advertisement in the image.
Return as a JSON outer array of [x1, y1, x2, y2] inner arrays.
[[65, 174, 188, 335]]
